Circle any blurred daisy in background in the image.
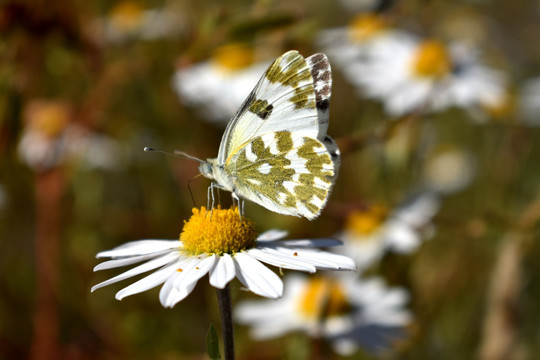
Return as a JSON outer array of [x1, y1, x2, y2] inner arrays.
[[92, 207, 356, 308], [321, 21, 508, 118], [17, 100, 124, 172], [422, 144, 475, 195], [317, 13, 401, 79], [236, 273, 411, 356], [89, 1, 185, 44], [358, 37, 507, 117], [17, 100, 72, 171], [338, 193, 440, 270], [173, 43, 273, 125]]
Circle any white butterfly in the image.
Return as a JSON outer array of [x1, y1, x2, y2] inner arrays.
[[190, 50, 340, 220]]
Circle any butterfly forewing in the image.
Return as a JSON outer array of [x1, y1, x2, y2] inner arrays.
[[217, 51, 330, 165]]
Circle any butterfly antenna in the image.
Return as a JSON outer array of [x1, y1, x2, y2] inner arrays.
[[187, 177, 198, 208], [143, 147, 204, 163], [174, 150, 205, 163]]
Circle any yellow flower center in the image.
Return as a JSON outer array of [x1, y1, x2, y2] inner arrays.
[[411, 40, 452, 78], [298, 277, 351, 320], [109, 1, 144, 32], [348, 14, 387, 42], [211, 43, 255, 71], [28, 102, 70, 138], [345, 205, 388, 236], [180, 207, 257, 255]]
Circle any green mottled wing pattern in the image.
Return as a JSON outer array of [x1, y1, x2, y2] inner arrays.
[[225, 131, 339, 220], [217, 51, 331, 165]]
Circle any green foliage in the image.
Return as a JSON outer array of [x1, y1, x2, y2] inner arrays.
[[206, 325, 222, 360]]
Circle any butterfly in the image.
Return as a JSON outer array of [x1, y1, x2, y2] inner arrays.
[[193, 50, 340, 220]]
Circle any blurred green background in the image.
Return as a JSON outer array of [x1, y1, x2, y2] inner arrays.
[[2, 0, 540, 359]]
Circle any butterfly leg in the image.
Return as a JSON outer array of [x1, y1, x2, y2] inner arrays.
[[207, 182, 218, 219], [231, 192, 245, 221]]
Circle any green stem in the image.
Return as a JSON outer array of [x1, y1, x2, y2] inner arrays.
[[216, 284, 235, 360]]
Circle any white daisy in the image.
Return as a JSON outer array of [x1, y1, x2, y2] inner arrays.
[[17, 100, 124, 172], [235, 273, 412, 355], [317, 13, 404, 82], [172, 43, 272, 124], [92, 207, 356, 308], [349, 34, 508, 117], [17, 100, 72, 171], [338, 193, 440, 270]]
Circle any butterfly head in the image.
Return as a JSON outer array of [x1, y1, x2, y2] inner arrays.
[[198, 160, 215, 180]]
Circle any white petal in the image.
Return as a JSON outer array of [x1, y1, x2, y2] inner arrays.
[[114, 262, 180, 300], [93, 250, 171, 271], [96, 240, 181, 258], [235, 301, 291, 323], [209, 254, 236, 289], [265, 238, 342, 248], [246, 248, 316, 272], [91, 252, 181, 292], [250, 318, 302, 340], [395, 194, 439, 227], [332, 339, 357, 356], [160, 255, 216, 308], [384, 223, 420, 253], [233, 252, 283, 299], [272, 247, 356, 271], [158, 257, 196, 306], [256, 229, 288, 242]]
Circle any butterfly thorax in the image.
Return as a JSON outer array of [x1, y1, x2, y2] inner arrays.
[[199, 158, 235, 192]]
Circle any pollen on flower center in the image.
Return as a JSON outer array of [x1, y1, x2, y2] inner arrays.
[[411, 40, 452, 78], [212, 43, 255, 71], [345, 205, 388, 237], [180, 207, 257, 255], [348, 14, 387, 41], [298, 277, 351, 320]]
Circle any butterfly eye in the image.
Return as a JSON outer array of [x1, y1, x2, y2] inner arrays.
[[199, 162, 213, 177]]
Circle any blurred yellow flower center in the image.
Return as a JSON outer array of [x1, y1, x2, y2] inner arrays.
[[110, 1, 144, 32], [298, 277, 351, 319], [483, 91, 514, 119], [411, 40, 452, 78], [180, 207, 257, 255], [348, 14, 387, 41], [346, 205, 388, 236], [212, 43, 255, 71], [31, 103, 69, 138]]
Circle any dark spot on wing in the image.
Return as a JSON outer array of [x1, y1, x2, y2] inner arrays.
[[248, 98, 274, 120], [307, 53, 332, 113], [324, 136, 340, 158], [317, 98, 330, 111]]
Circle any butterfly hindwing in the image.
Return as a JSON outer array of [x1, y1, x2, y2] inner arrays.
[[226, 130, 338, 219]]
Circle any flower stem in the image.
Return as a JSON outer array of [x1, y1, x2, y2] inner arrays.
[[216, 284, 235, 360], [31, 169, 65, 360]]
